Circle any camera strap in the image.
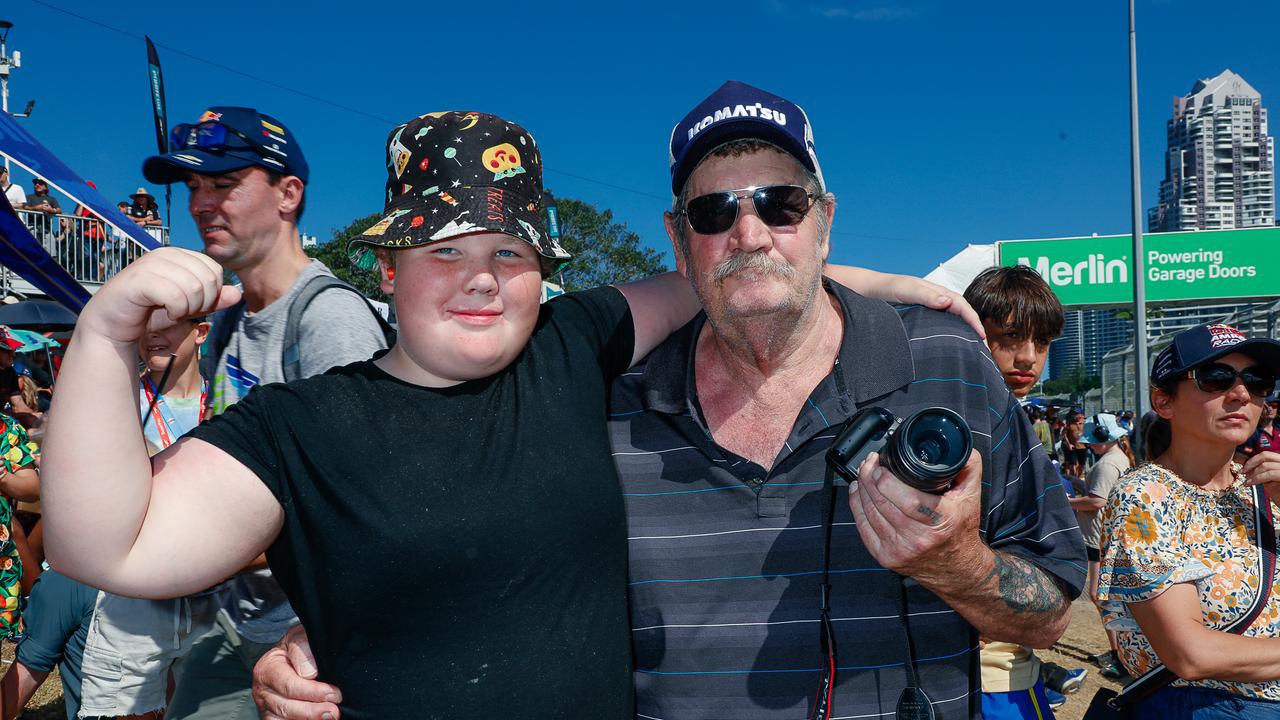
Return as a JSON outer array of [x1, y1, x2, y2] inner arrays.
[[812, 465, 935, 720], [810, 465, 838, 720]]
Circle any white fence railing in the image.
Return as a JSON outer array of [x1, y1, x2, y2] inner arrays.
[[14, 209, 167, 286]]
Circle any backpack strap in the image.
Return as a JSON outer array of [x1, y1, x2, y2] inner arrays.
[[281, 274, 394, 382], [199, 299, 246, 406]]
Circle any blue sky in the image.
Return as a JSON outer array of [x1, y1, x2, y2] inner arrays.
[[3, 0, 1277, 276]]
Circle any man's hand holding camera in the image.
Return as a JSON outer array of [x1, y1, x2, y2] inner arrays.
[[848, 449, 988, 590]]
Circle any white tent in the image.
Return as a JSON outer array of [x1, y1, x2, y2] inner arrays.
[[923, 243, 997, 293]]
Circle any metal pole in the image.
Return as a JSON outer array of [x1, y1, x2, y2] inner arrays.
[[1129, 0, 1151, 421], [0, 29, 8, 172]]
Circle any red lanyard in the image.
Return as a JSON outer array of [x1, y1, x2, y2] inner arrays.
[[141, 374, 208, 449]]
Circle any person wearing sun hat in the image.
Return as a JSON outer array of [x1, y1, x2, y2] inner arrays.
[[1071, 411, 1134, 680], [1096, 322, 1280, 717], [127, 186, 163, 228]]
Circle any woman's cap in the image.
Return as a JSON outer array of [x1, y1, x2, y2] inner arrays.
[[1150, 322, 1280, 387], [1083, 413, 1127, 443], [348, 111, 571, 277]]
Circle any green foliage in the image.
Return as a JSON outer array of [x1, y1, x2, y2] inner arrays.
[[550, 197, 668, 291], [306, 213, 387, 301], [1042, 365, 1101, 397]]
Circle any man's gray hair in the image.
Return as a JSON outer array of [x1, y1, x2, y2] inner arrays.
[[671, 139, 832, 261]]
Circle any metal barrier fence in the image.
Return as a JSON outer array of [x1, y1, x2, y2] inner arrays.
[[13, 209, 166, 286], [1100, 300, 1280, 413]]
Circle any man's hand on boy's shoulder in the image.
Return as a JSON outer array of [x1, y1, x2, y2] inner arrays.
[[79, 247, 241, 346]]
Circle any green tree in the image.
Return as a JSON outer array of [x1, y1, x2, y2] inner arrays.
[[306, 212, 386, 301], [1042, 365, 1100, 398], [551, 197, 668, 291]]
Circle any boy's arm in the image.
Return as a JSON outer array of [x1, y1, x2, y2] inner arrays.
[[615, 266, 983, 366], [43, 248, 283, 599], [823, 266, 983, 337]]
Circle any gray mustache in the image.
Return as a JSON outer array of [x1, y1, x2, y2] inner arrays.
[[712, 252, 796, 283]]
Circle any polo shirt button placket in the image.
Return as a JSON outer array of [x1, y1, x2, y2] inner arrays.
[[757, 480, 785, 518]]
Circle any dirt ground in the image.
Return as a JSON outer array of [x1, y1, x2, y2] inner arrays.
[[1037, 598, 1127, 720], [0, 598, 1121, 718], [0, 642, 65, 719]]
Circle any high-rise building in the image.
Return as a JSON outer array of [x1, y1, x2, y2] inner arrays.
[[1048, 308, 1133, 380], [1148, 69, 1275, 232]]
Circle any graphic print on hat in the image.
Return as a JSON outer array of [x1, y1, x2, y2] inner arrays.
[[350, 111, 571, 276], [1150, 321, 1280, 387]]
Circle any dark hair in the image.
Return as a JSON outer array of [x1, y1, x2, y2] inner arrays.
[[1139, 409, 1171, 460], [963, 265, 1065, 343], [1117, 434, 1138, 466], [265, 169, 306, 223]]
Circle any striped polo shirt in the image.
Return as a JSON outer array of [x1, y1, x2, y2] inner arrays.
[[609, 281, 1086, 720]]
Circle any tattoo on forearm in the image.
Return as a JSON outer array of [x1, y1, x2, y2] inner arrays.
[[988, 553, 1065, 615]]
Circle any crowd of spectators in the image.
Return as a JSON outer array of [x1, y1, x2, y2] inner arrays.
[[2, 168, 169, 282]]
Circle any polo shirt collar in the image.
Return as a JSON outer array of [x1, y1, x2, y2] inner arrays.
[[640, 279, 915, 414]]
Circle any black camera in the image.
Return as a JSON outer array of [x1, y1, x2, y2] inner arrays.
[[826, 407, 973, 494]]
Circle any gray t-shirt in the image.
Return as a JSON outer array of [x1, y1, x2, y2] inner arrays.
[[210, 259, 388, 643], [1077, 445, 1130, 550]]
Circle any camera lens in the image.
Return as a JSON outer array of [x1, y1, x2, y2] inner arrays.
[[883, 407, 972, 494], [911, 429, 950, 465]]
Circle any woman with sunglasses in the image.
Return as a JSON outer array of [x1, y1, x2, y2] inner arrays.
[[1097, 323, 1280, 718]]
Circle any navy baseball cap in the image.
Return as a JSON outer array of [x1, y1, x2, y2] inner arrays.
[[1150, 323, 1280, 387], [669, 80, 824, 197], [143, 106, 310, 185]]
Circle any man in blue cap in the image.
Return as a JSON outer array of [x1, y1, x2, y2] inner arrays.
[[75, 106, 388, 720]]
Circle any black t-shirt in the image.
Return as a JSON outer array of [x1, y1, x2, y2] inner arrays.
[[189, 286, 636, 719]]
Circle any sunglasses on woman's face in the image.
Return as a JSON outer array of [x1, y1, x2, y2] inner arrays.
[[679, 184, 818, 235], [1187, 362, 1277, 397]]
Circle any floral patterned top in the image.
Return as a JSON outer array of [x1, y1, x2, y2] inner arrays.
[[1097, 462, 1280, 701], [0, 413, 38, 639]]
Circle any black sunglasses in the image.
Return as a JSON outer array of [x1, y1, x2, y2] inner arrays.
[[1188, 362, 1276, 397], [679, 184, 818, 235]]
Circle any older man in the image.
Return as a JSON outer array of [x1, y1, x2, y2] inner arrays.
[[253, 82, 1084, 720]]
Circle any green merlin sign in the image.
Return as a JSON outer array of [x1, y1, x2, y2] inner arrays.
[[997, 226, 1280, 307]]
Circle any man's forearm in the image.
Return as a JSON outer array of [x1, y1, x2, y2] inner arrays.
[[917, 546, 1071, 648]]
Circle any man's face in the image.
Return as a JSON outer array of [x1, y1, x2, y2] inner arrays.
[[665, 148, 831, 324], [0, 347, 14, 370], [981, 315, 1050, 398], [184, 167, 290, 270], [1265, 401, 1278, 423], [33, 181, 47, 196]]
